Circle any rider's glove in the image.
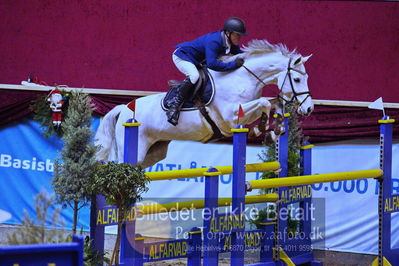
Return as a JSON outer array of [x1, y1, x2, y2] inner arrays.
[[235, 57, 244, 67]]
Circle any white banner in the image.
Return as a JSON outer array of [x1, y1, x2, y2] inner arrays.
[[311, 144, 399, 254]]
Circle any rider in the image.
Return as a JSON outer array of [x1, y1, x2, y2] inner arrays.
[[166, 17, 247, 126]]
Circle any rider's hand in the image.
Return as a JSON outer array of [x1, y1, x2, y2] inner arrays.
[[235, 57, 244, 67]]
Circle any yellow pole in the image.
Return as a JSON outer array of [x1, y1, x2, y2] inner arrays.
[[145, 161, 280, 181], [138, 193, 278, 215], [248, 169, 383, 190]]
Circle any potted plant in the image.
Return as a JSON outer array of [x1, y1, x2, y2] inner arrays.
[[90, 162, 149, 266]]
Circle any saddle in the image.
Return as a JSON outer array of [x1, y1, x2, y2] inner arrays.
[[162, 69, 223, 142], [161, 69, 215, 111]]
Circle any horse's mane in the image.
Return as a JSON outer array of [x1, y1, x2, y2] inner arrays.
[[220, 39, 299, 62], [243, 39, 298, 57]]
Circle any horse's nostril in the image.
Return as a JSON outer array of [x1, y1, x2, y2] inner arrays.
[[307, 107, 312, 114]]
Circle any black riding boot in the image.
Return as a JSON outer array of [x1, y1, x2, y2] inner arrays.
[[166, 79, 193, 126]]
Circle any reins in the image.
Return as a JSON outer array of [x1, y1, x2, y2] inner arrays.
[[242, 58, 311, 107]]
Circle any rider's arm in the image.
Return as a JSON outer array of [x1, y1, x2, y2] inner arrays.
[[230, 44, 243, 55], [205, 39, 240, 72]]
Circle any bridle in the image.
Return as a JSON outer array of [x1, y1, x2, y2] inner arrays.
[[242, 57, 311, 107]]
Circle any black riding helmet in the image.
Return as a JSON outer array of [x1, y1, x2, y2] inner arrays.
[[223, 17, 247, 36]]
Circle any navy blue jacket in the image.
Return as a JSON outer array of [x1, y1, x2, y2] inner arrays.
[[174, 31, 242, 72]]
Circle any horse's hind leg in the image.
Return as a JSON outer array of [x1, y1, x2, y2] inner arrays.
[[114, 118, 152, 165], [141, 141, 171, 168], [135, 136, 154, 168]]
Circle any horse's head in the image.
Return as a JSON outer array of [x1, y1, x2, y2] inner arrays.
[[277, 55, 314, 116], [239, 40, 314, 116]]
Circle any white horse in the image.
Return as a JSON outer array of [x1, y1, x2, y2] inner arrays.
[[95, 40, 313, 168]]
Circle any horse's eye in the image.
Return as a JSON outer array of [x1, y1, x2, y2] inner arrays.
[[294, 78, 300, 83]]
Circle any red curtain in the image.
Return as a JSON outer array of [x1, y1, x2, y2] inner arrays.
[[0, 90, 132, 126], [301, 106, 399, 143], [1, 90, 397, 143]]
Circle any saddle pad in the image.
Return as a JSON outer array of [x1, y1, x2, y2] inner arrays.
[[161, 70, 215, 111]]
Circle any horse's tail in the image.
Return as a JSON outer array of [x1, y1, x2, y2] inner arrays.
[[95, 104, 125, 162]]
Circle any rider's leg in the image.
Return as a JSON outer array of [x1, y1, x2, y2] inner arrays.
[[166, 54, 199, 126], [172, 53, 200, 84]]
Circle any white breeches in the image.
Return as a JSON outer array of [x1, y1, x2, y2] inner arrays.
[[172, 53, 200, 84]]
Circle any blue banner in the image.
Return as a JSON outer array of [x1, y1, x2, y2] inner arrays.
[[0, 117, 100, 230]]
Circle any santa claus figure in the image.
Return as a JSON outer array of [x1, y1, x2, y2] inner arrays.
[[48, 88, 64, 128]]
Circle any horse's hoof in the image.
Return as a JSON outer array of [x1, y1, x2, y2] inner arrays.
[[248, 129, 255, 138], [263, 131, 278, 146], [263, 133, 274, 146], [274, 127, 285, 136], [251, 126, 262, 137]]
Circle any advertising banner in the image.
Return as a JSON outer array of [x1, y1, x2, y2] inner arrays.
[[0, 118, 397, 254]]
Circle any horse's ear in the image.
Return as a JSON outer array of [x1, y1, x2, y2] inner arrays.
[[301, 54, 312, 64], [293, 54, 312, 66]]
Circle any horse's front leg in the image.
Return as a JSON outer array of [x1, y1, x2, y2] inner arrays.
[[232, 97, 272, 129], [272, 101, 285, 136], [264, 101, 285, 145]]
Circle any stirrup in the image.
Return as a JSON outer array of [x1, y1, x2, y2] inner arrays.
[[167, 110, 180, 126]]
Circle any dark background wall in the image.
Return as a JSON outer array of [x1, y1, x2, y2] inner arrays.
[[1, 0, 398, 102]]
